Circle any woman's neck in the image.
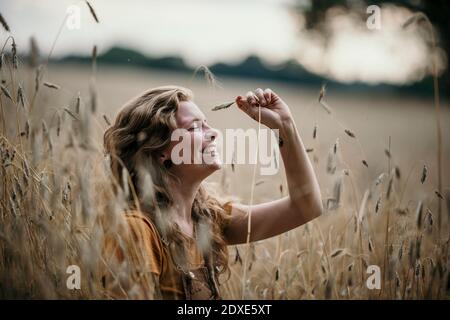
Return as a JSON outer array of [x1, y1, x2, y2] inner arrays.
[[169, 179, 200, 224]]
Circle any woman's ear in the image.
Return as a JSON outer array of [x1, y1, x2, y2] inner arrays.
[[159, 152, 168, 165], [159, 150, 174, 168]]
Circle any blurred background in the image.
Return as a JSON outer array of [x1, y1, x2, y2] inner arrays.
[[1, 0, 450, 300], [1, 0, 449, 200], [3, 0, 449, 85]]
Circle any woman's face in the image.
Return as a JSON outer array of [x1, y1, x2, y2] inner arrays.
[[162, 100, 221, 182]]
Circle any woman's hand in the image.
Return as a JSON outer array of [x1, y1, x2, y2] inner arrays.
[[235, 88, 293, 130]]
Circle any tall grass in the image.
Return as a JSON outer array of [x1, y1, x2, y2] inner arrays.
[[0, 10, 449, 299], [0, 34, 156, 298]]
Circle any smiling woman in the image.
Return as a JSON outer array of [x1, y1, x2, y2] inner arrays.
[[102, 85, 323, 299], [103, 86, 234, 299]]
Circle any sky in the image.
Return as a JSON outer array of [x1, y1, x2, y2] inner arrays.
[[1, 0, 446, 84]]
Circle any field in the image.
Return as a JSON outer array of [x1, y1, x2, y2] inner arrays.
[[1, 60, 449, 299]]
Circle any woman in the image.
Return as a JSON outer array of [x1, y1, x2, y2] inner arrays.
[[103, 85, 323, 299]]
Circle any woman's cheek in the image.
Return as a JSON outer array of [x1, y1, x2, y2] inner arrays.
[[191, 131, 203, 164]]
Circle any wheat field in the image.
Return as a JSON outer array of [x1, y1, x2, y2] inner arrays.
[[1, 31, 450, 299]]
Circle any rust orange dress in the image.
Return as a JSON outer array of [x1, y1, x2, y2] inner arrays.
[[103, 203, 233, 300]]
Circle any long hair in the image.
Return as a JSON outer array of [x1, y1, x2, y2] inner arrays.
[[103, 85, 230, 283]]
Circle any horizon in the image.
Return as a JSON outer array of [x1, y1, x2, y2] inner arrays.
[[48, 44, 443, 98]]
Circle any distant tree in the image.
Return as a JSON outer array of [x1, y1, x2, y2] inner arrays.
[[293, 0, 450, 94]]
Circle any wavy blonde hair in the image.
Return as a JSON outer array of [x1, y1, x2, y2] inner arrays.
[[103, 85, 231, 288]]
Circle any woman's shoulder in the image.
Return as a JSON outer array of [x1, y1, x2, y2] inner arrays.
[[222, 201, 233, 216], [123, 210, 165, 247], [124, 209, 157, 228], [123, 210, 166, 273]]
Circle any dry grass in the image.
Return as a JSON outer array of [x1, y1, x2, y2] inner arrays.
[[0, 15, 449, 300], [0, 36, 156, 299]]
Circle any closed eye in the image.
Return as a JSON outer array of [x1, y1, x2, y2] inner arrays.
[[188, 122, 202, 131], [188, 119, 207, 131]]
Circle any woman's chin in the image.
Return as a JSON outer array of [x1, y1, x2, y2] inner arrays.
[[201, 152, 222, 170], [212, 161, 223, 171], [205, 159, 222, 172], [191, 162, 221, 181]]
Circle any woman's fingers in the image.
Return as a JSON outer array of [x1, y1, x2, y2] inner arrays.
[[236, 88, 277, 120], [263, 88, 272, 104], [254, 88, 267, 106], [243, 88, 273, 107], [246, 91, 257, 106], [236, 95, 258, 120]]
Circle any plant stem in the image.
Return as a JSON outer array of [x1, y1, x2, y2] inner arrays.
[[241, 105, 261, 299]]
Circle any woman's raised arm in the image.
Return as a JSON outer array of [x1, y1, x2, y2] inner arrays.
[[223, 88, 323, 245]]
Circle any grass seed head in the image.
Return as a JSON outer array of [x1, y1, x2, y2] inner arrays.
[[211, 101, 234, 111], [421, 164, 427, 184], [43, 81, 60, 90], [1, 85, 13, 101], [85, 1, 100, 23], [362, 160, 368, 168], [0, 13, 10, 32], [344, 129, 355, 138]]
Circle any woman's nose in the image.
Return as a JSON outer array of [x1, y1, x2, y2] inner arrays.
[[206, 127, 218, 142]]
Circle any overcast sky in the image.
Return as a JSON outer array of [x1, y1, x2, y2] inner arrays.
[[1, 0, 445, 84]]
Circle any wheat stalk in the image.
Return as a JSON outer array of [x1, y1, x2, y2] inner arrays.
[[241, 103, 261, 299], [402, 11, 443, 235]]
